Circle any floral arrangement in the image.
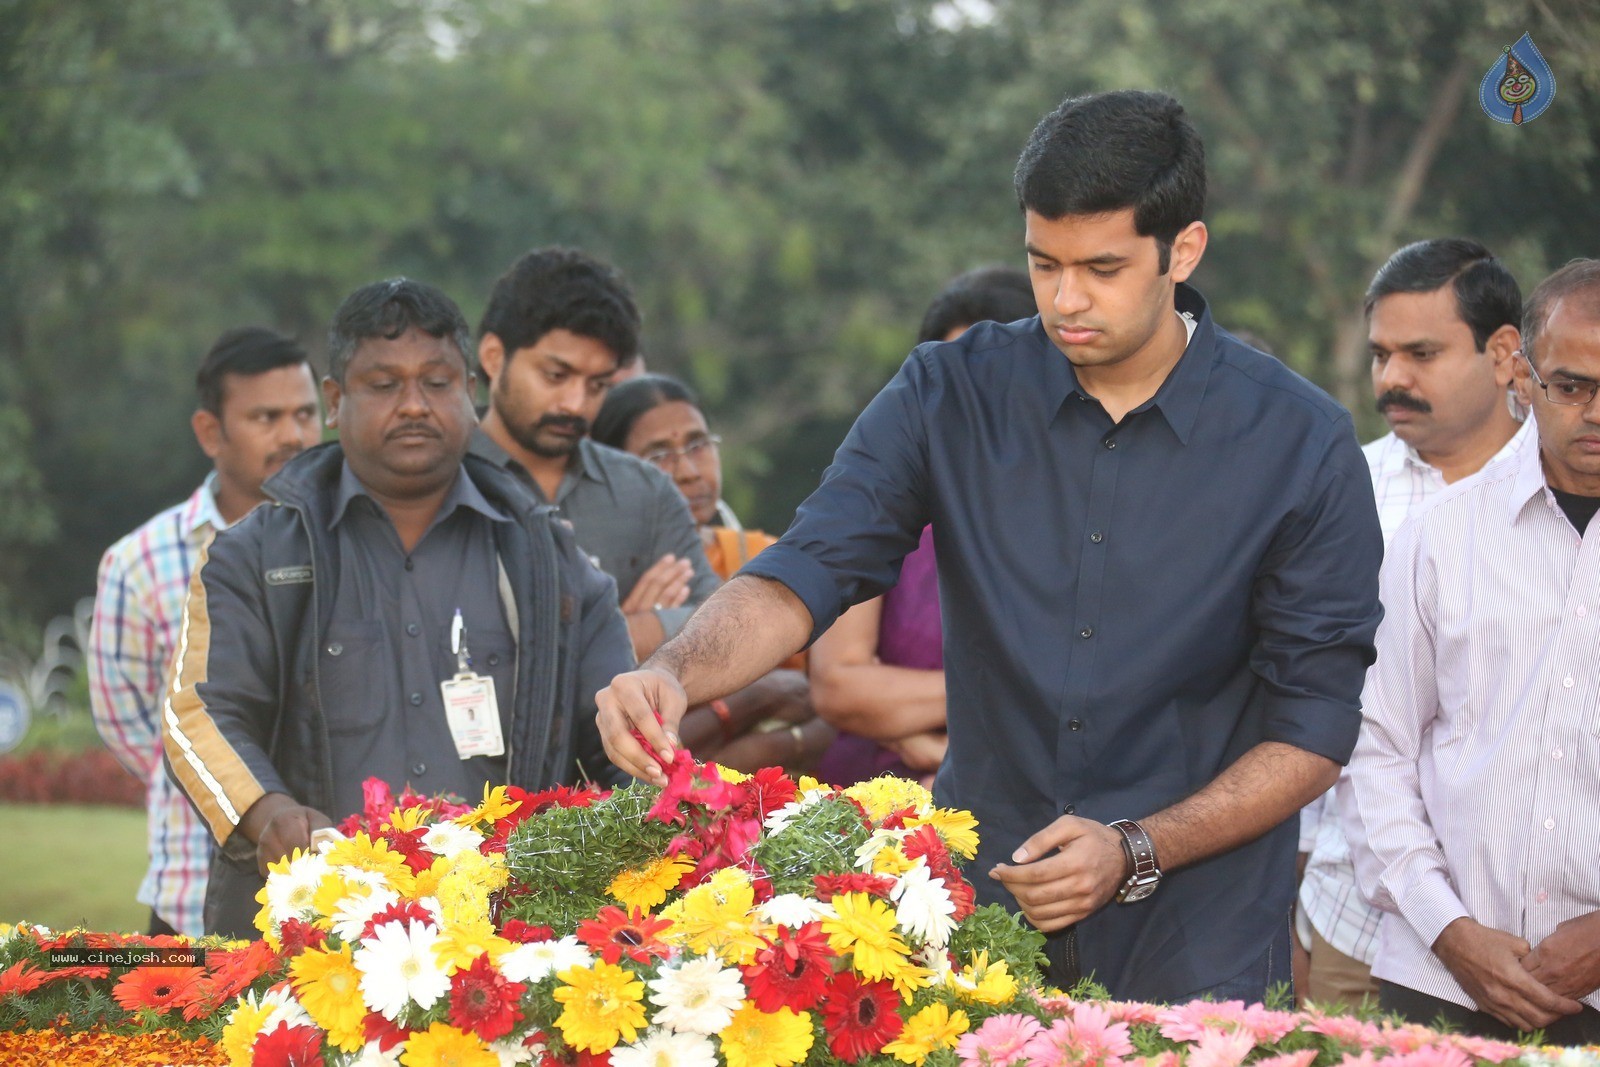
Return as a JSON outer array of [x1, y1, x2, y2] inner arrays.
[[220, 762, 1053, 1066]]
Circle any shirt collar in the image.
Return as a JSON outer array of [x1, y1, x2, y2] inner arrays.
[[1507, 416, 1552, 525], [1397, 414, 1530, 475], [1059, 283, 1217, 445], [467, 425, 608, 498], [187, 472, 229, 534], [329, 458, 511, 530]]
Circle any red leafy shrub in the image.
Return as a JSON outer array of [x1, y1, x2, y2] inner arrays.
[[0, 748, 143, 807]]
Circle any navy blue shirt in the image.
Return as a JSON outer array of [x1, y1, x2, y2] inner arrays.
[[742, 285, 1382, 1001]]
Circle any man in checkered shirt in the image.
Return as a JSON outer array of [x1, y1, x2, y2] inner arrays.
[[1297, 239, 1528, 1007], [87, 328, 320, 936]]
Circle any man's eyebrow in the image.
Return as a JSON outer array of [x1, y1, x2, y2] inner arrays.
[[1370, 338, 1446, 352], [1544, 366, 1599, 384], [1024, 244, 1128, 267]]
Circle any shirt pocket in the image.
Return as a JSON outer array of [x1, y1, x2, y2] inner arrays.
[[320, 621, 388, 734]]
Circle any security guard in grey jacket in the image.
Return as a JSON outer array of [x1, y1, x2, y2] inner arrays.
[[163, 278, 634, 937]]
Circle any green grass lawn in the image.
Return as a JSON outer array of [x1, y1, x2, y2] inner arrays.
[[0, 802, 149, 933]]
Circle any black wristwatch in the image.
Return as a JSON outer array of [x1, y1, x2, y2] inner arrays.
[[1108, 819, 1162, 903]]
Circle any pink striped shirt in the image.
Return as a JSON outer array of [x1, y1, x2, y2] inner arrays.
[[1345, 427, 1600, 1010], [87, 478, 227, 936]]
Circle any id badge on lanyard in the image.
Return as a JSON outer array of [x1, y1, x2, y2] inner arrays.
[[441, 608, 505, 759]]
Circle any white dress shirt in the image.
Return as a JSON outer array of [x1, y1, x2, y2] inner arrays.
[[1345, 428, 1600, 1010], [1299, 423, 1530, 964]]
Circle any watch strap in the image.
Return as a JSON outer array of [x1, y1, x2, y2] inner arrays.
[[1108, 819, 1160, 902]]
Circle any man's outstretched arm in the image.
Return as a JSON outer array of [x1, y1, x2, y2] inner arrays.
[[596, 574, 814, 784]]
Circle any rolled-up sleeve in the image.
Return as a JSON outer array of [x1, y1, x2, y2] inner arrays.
[[740, 353, 934, 644], [1342, 518, 1466, 944], [1248, 419, 1383, 764]]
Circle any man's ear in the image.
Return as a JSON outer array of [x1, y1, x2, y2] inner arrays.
[[1167, 221, 1208, 284], [478, 334, 506, 387], [191, 409, 224, 459], [321, 376, 343, 430], [1510, 341, 1534, 408], [1487, 324, 1522, 389]]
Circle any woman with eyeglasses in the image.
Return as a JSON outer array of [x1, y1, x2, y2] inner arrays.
[[592, 375, 833, 773]]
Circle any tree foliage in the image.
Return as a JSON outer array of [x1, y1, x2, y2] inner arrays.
[[3, 0, 1598, 625]]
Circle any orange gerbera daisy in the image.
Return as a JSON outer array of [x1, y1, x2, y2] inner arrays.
[[0, 960, 47, 1000], [112, 965, 206, 1015]]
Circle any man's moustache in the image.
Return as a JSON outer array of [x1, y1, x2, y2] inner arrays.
[[386, 423, 441, 440], [538, 416, 588, 435], [1376, 390, 1431, 415]]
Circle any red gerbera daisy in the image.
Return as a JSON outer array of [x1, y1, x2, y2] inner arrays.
[[0, 961, 47, 1000], [183, 940, 282, 1021], [447, 953, 526, 1042], [111, 965, 205, 1015], [742, 921, 835, 1012], [733, 767, 798, 822], [574, 1049, 613, 1067], [813, 873, 896, 902], [253, 1019, 325, 1067], [276, 918, 327, 958], [364, 1011, 412, 1052], [501, 919, 555, 944], [821, 972, 904, 1063], [576, 906, 673, 965], [360, 900, 437, 939], [382, 826, 434, 875], [874, 805, 921, 831]]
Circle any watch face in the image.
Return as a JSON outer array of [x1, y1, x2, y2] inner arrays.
[[1121, 879, 1158, 903]]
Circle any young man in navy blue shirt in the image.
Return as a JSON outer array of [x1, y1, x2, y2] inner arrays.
[[596, 90, 1382, 1003]]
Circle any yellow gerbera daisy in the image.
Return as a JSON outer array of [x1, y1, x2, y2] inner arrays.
[[432, 916, 514, 971], [796, 774, 823, 793], [712, 763, 750, 784], [383, 805, 430, 833], [718, 1003, 814, 1067], [821, 892, 912, 983], [904, 808, 980, 861], [220, 996, 273, 1065], [871, 845, 915, 877], [400, 1020, 499, 1067], [659, 867, 768, 964], [608, 854, 694, 911], [843, 776, 933, 822], [882, 1002, 970, 1063], [553, 960, 648, 1052], [953, 950, 1017, 1004], [290, 943, 367, 1051], [458, 783, 519, 827], [323, 834, 417, 896]]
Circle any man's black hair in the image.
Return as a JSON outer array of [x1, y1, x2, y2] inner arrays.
[[1013, 89, 1206, 274], [326, 277, 473, 383], [1364, 239, 1522, 351], [917, 266, 1037, 344], [479, 246, 641, 367], [591, 374, 700, 452], [1522, 258, 1600, 369], [196, 327, 311, 416]]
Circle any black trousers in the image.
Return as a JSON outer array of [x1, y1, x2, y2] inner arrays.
[[1380, 980, 1600, 1045], [147, 909, 179, 937]]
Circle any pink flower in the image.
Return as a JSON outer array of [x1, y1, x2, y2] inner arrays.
[[1157, 1000, 1252, 1042], [1443, 1034, 1523, 1064], [1239, 1005, 1302, 1044], [1376, 1047, 1472, 1067], [1306, 1014, 1385, 1050], [1104, 1000, 1164, 1026], [1379, 1024, 1446, 1055], [1023, 1003, 1134, 1067], [955, 1013, 1046, 1067], [1253, 1052, 1319, 1067], [1336, 1053, 1379, 1067], [1144, 1053, 1182, 1067], [1184, 1026, 1257, 1067]]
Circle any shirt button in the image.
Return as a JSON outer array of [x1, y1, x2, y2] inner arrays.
[[1104, 439, 1117, 450], [406, 623, 420, 637], [1553, 748, 1565, 760], [1090, 532, 1104, 544], [487, 653, 500, 666], [411, 762, 426, 777], [404, 559, 414, 572], [1062, 803, 1076, 815], [1535, 889, 1550, 904], [1079, 627, 1094, 639], [1578, 605, 1588, 618], [409, 692, 423, 706], [1563, 676, 1575, 688], [326, 643, 343, 656], [1544, 817, 1556, 830], [1068, 718, 1083, 731]]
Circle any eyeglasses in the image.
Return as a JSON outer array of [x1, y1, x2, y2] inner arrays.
[[1520, 350, 1600, 406], [641, 434, 721, 470]]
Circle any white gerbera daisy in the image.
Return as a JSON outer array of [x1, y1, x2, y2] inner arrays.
[[330, 885, 400, 942], [611, 1028, 719, 1067], [490, 1036, 538, 1066], [853, 827, 906, 870], [354, 919, 450, 1020], [264, 853, 330, 926], [422, 822, 486, 858], [256, 985, 313, 1031], [346, 1041, 404, 1066], [756, 893, 831, 928], [646, 954, 746, 1034], [915, 941, 956, 985], [499, 934, 594, 984], [891, 858, 957, 948]]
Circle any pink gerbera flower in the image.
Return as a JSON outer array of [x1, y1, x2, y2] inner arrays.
[[1022, 1002, 1135, 1067], [1185, 1026, 1257, 1067], [1305, 1013, 1385, 1050], [1157, 999, 1252, 1042], [955, 1013, 1046, 1067]]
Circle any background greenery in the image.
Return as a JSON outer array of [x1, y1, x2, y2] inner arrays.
[[4, 0, 1600, 637]]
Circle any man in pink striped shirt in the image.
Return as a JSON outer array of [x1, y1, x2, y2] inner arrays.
[[1346, 259, 1600, 1043], [87, 328, 319, 936]]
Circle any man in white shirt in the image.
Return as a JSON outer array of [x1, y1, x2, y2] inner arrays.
[[1297, 239, 1527, 1008], [1345, 259, 1600, 1042]]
